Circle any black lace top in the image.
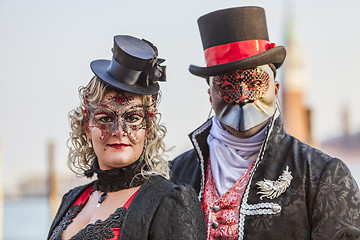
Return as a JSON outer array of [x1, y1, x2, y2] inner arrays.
[[49, 186, 136, 240], [48, 175, 207, 240]]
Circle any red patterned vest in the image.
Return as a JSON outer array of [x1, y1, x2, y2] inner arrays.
[[201, 158, 254, 239]]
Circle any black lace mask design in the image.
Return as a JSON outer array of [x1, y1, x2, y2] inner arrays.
[[86, 93, 149, 143]]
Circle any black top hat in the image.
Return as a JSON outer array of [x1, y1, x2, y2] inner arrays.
[[189, 6, 286, 78], [90, 35, 166, 95]]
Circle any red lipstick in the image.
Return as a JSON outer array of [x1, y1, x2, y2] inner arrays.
[[107, 143, 130, 149]]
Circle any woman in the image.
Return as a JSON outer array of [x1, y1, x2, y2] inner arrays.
[[47, 35, 206, 239]]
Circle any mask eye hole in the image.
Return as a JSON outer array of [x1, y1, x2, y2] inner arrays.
[[248, 80, 262, 89], [219, 82, 235, 91], [123, 110, 145, 125], [95, 114, 114, 123], [93, 110, 116, 124]]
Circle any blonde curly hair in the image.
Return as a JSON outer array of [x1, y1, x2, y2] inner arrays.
[[67, 76, 169, 179]]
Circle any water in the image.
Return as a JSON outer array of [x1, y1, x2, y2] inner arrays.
[[3, 197, 50, 240]]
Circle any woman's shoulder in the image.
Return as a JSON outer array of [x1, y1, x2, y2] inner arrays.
[[126, 175, 202, 221], [139, 176, 206, 239], [61, 181, 94, 203], [121, 176, 206, 239]]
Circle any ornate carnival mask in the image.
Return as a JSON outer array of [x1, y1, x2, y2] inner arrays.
[[210, 64, 277, 132], [86, 92, 153, 142]]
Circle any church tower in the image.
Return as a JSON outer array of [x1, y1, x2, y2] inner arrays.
[[281, 17, 313, 145]]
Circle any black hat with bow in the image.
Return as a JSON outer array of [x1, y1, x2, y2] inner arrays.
[[90, 35, 166, 95], [189, 6, 286, 78]]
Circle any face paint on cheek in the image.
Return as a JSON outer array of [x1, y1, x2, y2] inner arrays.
[[87, 124, 110, 140]]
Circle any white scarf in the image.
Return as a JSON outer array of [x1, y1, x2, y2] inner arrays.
[[207, 116, 267, 196]]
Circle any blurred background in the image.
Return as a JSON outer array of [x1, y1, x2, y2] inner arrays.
[[0, 0, 359, 239]]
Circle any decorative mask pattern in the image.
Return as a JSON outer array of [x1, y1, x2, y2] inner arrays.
[[85, 92, 153, 142], [209, 64, 276, 132], [213, 67, 270, 103]]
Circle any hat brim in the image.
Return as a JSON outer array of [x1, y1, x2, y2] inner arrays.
[[90, 60, 159, 95], [189, 46, 286, 78]]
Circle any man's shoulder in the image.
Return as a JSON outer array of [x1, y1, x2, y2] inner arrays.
[[171, 149, 199, 175], [172, 149, 198, 164], [288, 135, 334, 162], [170, 149, 203, 190]]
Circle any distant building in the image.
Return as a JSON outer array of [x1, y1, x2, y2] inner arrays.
[[281, 17, 313, 145], [320, 106, 360, 161]]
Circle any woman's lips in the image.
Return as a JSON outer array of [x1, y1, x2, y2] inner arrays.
[[107, 143, 130, 149]]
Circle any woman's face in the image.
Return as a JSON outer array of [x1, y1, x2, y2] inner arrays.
[[86, 91, 147, 170]]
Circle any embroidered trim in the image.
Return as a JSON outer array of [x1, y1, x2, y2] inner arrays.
[[191, 119, 212, 201], [49, 204, 83, 240], [49, 203, 127, 240], [191, 110, 282, 239], [71, 207, 126, 239], [240, 202, 282, 215], [238, 110, 279, 240]]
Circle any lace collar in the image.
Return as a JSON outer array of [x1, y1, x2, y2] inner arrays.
[[84, 158, 146, 192]]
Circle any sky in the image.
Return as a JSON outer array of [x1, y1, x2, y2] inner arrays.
[[0, 0, 360, 195]]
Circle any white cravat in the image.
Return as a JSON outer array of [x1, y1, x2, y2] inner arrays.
[[207, 116, 267, 196]]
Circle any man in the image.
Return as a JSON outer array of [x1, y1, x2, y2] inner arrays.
[[171, 6, 360, 239]]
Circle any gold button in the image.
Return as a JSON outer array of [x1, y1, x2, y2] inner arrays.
[[211, 221, 219, 229], [213, 206, 220, 212]]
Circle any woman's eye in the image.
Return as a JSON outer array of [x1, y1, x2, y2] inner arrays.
[[95, 114, 114, 123], [219, 82, 235, 91], [124, 111, 144, 123], [248, 80, 262, 89]]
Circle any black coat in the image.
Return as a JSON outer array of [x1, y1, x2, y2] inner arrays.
[[171, 116, 360, 239], [48, 175, 206, 239]]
